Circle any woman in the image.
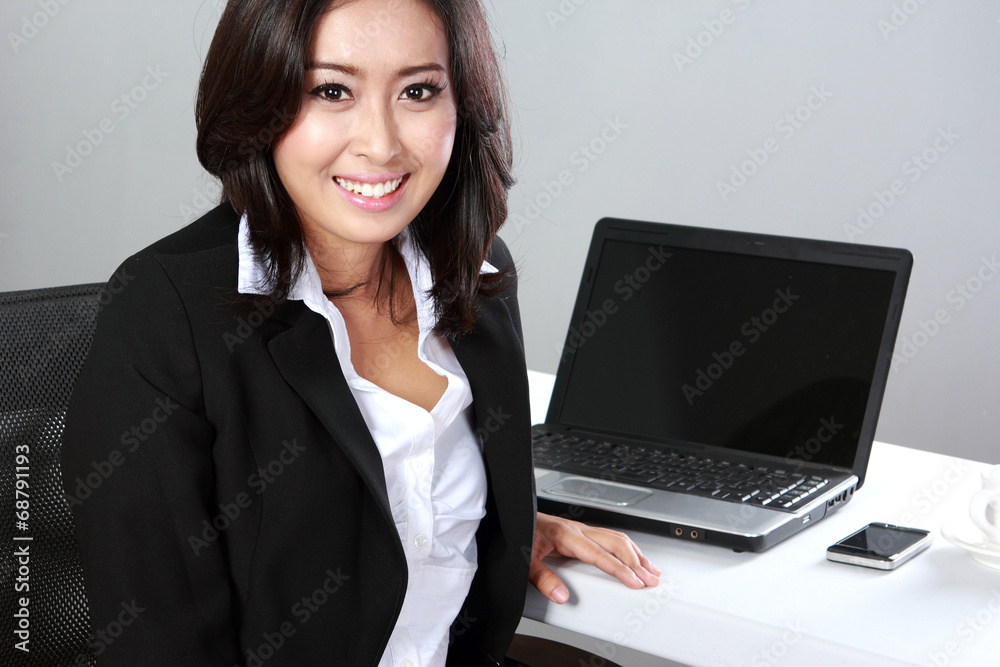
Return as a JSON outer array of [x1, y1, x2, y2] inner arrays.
[[61, 0, 660, 664]]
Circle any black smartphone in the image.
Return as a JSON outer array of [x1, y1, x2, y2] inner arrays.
[[826, 522, 933, 570]]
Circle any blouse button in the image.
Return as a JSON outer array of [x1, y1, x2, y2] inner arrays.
[[413, 534, 430, 549]]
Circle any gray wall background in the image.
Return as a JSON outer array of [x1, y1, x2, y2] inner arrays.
[[2, 0, 997, 464]]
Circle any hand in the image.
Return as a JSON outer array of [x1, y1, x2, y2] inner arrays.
[[529, 512, 661, 604]]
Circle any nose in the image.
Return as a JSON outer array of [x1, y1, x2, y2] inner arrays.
[[350, 101, 401, 165]]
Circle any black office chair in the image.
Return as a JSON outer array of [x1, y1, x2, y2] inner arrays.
[[1, 283, 103, 666], [0, 283, 617, 667], [507, 634, 624, 667]]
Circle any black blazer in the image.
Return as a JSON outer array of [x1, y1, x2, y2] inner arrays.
[[61, 204, 535, 666]]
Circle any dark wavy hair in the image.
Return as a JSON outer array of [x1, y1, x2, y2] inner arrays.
[[196, 0, 514, 335]]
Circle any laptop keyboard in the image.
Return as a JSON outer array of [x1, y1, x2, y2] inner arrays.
[[532, 429, 830, 510]]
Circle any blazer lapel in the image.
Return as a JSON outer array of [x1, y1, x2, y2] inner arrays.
[[264, 301, 394, 524], [450, 296, 534, 538], [260, 292, 533, 540]]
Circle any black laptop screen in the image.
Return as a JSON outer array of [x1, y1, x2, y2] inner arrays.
[[555, 238, 898, 469]]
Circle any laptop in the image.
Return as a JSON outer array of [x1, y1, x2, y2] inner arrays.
[[532, 218, 912, 552]]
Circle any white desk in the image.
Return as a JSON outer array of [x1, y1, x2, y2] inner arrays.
[[523, 370, 1000, 667]]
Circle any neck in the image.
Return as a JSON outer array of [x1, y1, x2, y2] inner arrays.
[[305, 231, 416, 326], [302, 227, 386, 294]]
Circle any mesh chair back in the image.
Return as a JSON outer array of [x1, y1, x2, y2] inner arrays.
[[2, 284, 104, 666]]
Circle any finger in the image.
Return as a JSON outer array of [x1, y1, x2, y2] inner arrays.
[[638, 549, 662, 577], [578, 528, 660, 587], [529, 556, 570, 604], [552, 534, 646, 589], [634, 562, 661, 587], [612, 538, 661, 585], [629, 538, 659, 573]]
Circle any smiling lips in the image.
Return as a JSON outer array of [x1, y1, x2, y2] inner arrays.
[[332, 173, 409, 213], [335, 175, 405, 199]]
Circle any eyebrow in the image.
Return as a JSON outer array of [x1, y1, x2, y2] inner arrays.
[[307, 62, 447, 78]]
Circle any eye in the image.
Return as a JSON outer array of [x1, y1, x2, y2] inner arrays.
[[309, 83, 352, 102], [400, 82, 444, 102]]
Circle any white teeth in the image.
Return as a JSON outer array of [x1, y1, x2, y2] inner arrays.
[[335, 176, 403, 199]]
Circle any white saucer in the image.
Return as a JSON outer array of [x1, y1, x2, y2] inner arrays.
[[940, 519, 1000, 570]]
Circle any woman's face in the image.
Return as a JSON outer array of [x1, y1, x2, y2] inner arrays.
[[273, 0, 457, 251]]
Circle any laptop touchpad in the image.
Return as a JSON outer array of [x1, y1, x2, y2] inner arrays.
[[543, 477, 652, 507]]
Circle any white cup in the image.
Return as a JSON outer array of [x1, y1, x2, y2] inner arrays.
[[969, 465, 1000, 545]]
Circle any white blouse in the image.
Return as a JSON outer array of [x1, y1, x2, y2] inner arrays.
[[237, 216, 492, 667]]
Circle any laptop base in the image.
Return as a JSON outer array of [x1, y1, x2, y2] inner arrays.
[[537, 492, 855, 552]]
